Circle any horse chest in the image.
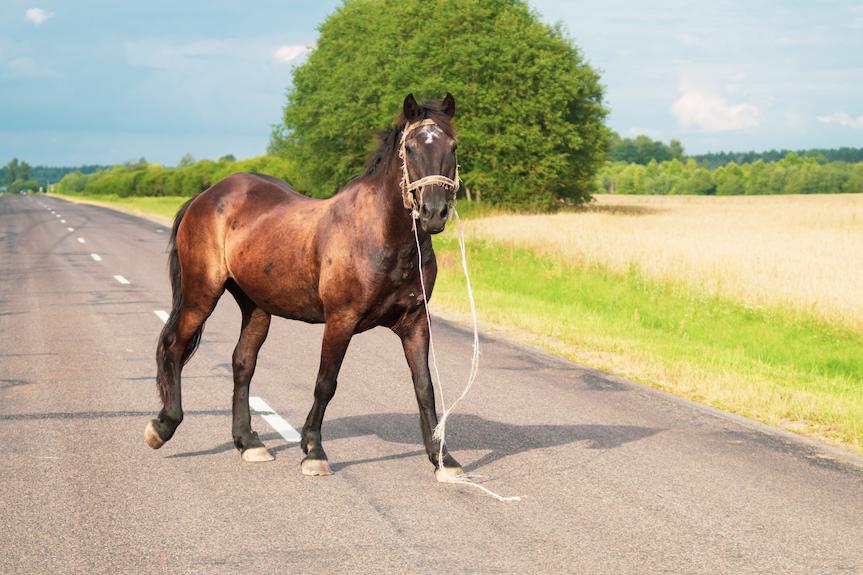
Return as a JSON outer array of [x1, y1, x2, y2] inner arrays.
[[360, 243, 433, 327], [385, 245, 419, 283]]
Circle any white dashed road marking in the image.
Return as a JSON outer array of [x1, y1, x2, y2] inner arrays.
[[41, 203, 301, 449], [249, 396, 301, 443]]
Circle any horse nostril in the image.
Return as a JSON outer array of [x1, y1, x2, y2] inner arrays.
[[420, 204, 431, 218], [440, 204, 449, 220]]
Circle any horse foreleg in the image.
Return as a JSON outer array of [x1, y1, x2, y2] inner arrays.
[[230, 297, 272, 462], [300, 315, 356, 476], [396, 316, 464, 482]]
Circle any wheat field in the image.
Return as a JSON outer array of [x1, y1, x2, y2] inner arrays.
[[464, 194, 863, 329]]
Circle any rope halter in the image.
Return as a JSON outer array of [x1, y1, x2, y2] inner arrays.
[[398, 118, 461, 219]]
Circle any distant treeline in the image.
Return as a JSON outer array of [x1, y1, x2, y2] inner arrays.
[[609, 134, 863, 168], [56, 156, 303, 198], [56, 152, 863, 201], [691, 147, 863, 169], [598, 154, 863, 196], [0, 163, 109, 186]]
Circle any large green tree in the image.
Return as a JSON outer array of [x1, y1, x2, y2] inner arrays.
[[271, 0, 608, 208]]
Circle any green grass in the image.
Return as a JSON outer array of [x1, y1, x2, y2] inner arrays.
[[432, 235, 863, 452], [50, 193, 187, 221], [51, 191, 863, 452]]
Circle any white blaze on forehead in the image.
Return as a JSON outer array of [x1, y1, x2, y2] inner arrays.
[[418, 125, 443, 144]]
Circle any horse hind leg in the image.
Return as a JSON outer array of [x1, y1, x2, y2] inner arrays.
[[227, 281, 273, 462], [301, 313, 357, 476], [145, 286, 222, 449]]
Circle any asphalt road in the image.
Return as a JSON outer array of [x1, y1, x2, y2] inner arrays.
[[1, 194, 862, 575]]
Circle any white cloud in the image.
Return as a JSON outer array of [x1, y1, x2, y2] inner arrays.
[[125, 39, 310, 71], [126, 39, 272, 71], [4, 56, 55, 78], [676, 33, 708, 48], [0, 38, 58, 78], [126, 39, 235, 70], [273, 45, 307, 63], [671, 88, 760, 133], [25, 8, 54, 25], [816, 111, 863, 129]]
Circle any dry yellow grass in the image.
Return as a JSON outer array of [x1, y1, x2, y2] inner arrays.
[[465, 194, 863, 328]]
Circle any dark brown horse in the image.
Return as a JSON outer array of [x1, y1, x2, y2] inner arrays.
[[145, 93, 465, 481]]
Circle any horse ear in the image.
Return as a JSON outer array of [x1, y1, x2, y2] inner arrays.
[[403, 93, 422, 122], [442, 92, 456, 118]]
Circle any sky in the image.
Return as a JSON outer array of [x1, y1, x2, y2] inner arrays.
[[1, 0, 861, 166]]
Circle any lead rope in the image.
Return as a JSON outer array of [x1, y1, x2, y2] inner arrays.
[[411, 208, 521, 503]]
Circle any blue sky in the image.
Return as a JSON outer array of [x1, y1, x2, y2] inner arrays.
[[1, 0, 861, 166]]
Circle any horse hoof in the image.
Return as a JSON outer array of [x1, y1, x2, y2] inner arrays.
[[241, 446, 274, 463], [435, 465, 466, 483], [144, 421, 165, 450], [301, 457, 333, 476]]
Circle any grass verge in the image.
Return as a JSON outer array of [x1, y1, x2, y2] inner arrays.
[[50, 193, 187, 224], [50, 192, 863, 453], [432, 235, 863, 454]]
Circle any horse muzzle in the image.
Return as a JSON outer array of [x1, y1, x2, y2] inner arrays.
[[418, 197, 449, 234]]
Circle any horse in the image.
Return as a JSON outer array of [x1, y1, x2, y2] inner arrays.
[[144, 93, 465, 482]]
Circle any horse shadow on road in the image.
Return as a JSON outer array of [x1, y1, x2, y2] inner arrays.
[[323, 413, 660, 472], [170, 412, 662, 473]]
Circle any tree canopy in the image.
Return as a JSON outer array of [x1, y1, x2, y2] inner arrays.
[[2, 158, 31, 189], [608, 133, 684, 165], [271, 0, 608, 208], [1, 158, 41, 193]]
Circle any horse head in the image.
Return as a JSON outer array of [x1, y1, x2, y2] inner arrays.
[[399, 92, 459, 234]]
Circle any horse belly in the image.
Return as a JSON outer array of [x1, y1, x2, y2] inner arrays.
[[225, 203, 327, 323], [234, 269, 325, 323], [227, 235, 325, 323]]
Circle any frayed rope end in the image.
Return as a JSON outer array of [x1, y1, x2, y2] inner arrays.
[[447, 473, 522, 502]]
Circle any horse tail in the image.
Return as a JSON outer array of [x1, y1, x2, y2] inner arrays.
[[156, 196, 201, 404]]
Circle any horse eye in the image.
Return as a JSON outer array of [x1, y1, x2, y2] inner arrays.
[[406, 145, 415, 156], [451, 143, 458, 153]]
